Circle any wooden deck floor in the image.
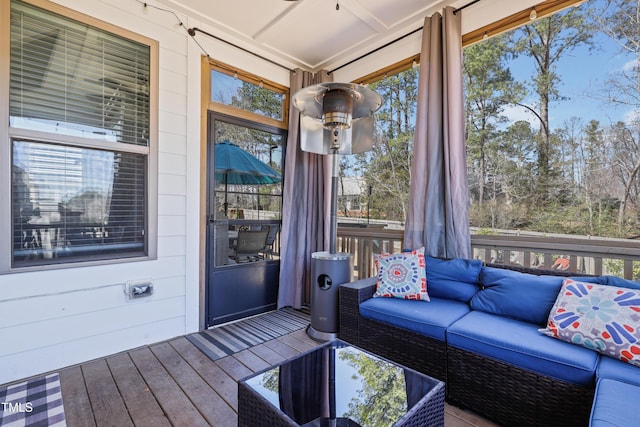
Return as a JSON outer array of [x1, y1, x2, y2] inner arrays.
[[6, 325, 496, 426]]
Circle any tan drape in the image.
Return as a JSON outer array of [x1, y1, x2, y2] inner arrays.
[[403, 7, 471, 259], [278, 69, 333, 309]]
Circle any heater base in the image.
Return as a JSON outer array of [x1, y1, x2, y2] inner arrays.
[[306, 325, 337, 342]]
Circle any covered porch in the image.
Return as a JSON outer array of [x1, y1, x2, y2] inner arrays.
[[2, 0, 638, 425]]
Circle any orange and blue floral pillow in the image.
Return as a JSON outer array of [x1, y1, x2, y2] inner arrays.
[[373, 247, 429, 301], [540, 279, 640, 367]]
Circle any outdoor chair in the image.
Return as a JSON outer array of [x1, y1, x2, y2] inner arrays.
[[232, 229, 268, 263], [261, 224, 279, 259]]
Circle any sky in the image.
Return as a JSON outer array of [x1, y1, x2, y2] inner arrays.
[[502, 1, 639, 133]]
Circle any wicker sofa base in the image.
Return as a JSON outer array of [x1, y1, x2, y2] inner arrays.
[[359, 317, 448, 381], [339, 277, 597, 427], [338, 278, 447, 381], [447, 346, 594, 427]]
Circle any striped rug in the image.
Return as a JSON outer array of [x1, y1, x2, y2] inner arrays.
[[186, 308, 310, 361]]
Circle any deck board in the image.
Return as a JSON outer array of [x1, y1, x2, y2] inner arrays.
[[149, 342, 237, 427], [81, 359, 133, 427], [246, 342, 287, 366], [233, 348, 272, 372], [105, 353, 171, 427], [276, 330, 318, 353], [215, 354, 254, 381], [170, 337, 239, 410], [129, 346, 210, 427], [262, 336, 303, 359], [58, 366, 96, 427]]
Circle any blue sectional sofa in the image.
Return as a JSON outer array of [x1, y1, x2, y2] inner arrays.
[[338, 257, 640, 426]]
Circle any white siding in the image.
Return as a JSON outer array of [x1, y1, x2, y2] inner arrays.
[[0, 0, 196, 384]]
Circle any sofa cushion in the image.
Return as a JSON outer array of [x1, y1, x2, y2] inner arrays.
[[470, 266, 564, 325], [590, 378, 640, 427], [425, 256, 482, 302], [602, 275, 640, 290], [540, 279, 640, 367], [597, 355, 640, 387], [447, 311, 598, 385], [373, 247, 429, 301], [359, 297, 470, 341], [571, 275, 640, 291]]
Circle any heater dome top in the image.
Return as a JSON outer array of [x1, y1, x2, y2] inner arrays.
[[292, 82, 382, 120]]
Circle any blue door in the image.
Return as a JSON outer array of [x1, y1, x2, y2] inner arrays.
[[205, 113, 285, 327]]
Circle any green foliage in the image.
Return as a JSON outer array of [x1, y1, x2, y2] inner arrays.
[[340, 350, 407, 427], [337, 2, 640, 243], [464, 35, 526, 216], [462, 1, 640, 239], [234, 81, 283, 120], [510, 7, 595, 202], [603, 259, 640, 281], [353, 67, 419, 221]]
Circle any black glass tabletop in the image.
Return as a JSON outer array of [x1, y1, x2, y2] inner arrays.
[[241, 341, 441, 427]]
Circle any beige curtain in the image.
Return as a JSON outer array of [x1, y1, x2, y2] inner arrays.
[[278, 69, 333, 309], [403, 7, 470, 259]]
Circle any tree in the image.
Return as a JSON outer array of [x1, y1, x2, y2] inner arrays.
[[353, 67, 419, 222], [512, 7, 594, 202], [234, 81, 284, 120], [464, 34, 525, 217], [340, 349, 407, 426], [494, 120, 538, 228], [593, 1, 640, 236], [578, 119, 620, 236], [609, 120, 640, 234], [595, 0, 640, 111]]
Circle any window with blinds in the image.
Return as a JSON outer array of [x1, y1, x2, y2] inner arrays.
[[6, 0, 155, 268], [10, 0, 150, 144]]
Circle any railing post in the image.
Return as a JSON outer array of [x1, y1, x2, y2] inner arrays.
[[624, 259, 633, 280], [594, 257, 603, 276]]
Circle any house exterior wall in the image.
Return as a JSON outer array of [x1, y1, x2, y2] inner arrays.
[[0, 0, 299, 385], [1, 0, 201, 385]]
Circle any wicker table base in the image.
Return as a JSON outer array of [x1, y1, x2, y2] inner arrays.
[[238, 340, 445, 427]]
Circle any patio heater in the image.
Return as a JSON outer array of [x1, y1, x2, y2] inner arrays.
[[292, 82, 382, 341]]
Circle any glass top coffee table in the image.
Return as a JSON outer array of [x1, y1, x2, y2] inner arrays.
[[238, 340, 445, 427]]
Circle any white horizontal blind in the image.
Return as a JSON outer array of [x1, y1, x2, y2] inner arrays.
[[12, 141, 146, 265], [10, 0, 150, 146]]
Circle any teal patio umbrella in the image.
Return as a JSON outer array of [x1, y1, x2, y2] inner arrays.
[[214, 141, 282, 216]]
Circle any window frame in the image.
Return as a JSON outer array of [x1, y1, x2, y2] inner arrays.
[[462, 0, 584, 47], [0, 0, 159, 273], [207, 59, 289, 130]]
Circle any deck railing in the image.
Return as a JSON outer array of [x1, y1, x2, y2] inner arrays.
[[337, 226, 640, 281], [337, 226, 404, 279]]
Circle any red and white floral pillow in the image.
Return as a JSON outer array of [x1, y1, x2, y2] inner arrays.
[[373, 247, 429, 301], [540, 279, 640, 366]]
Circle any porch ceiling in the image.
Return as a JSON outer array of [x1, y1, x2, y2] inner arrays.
[[157, 0, 470, 72]]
